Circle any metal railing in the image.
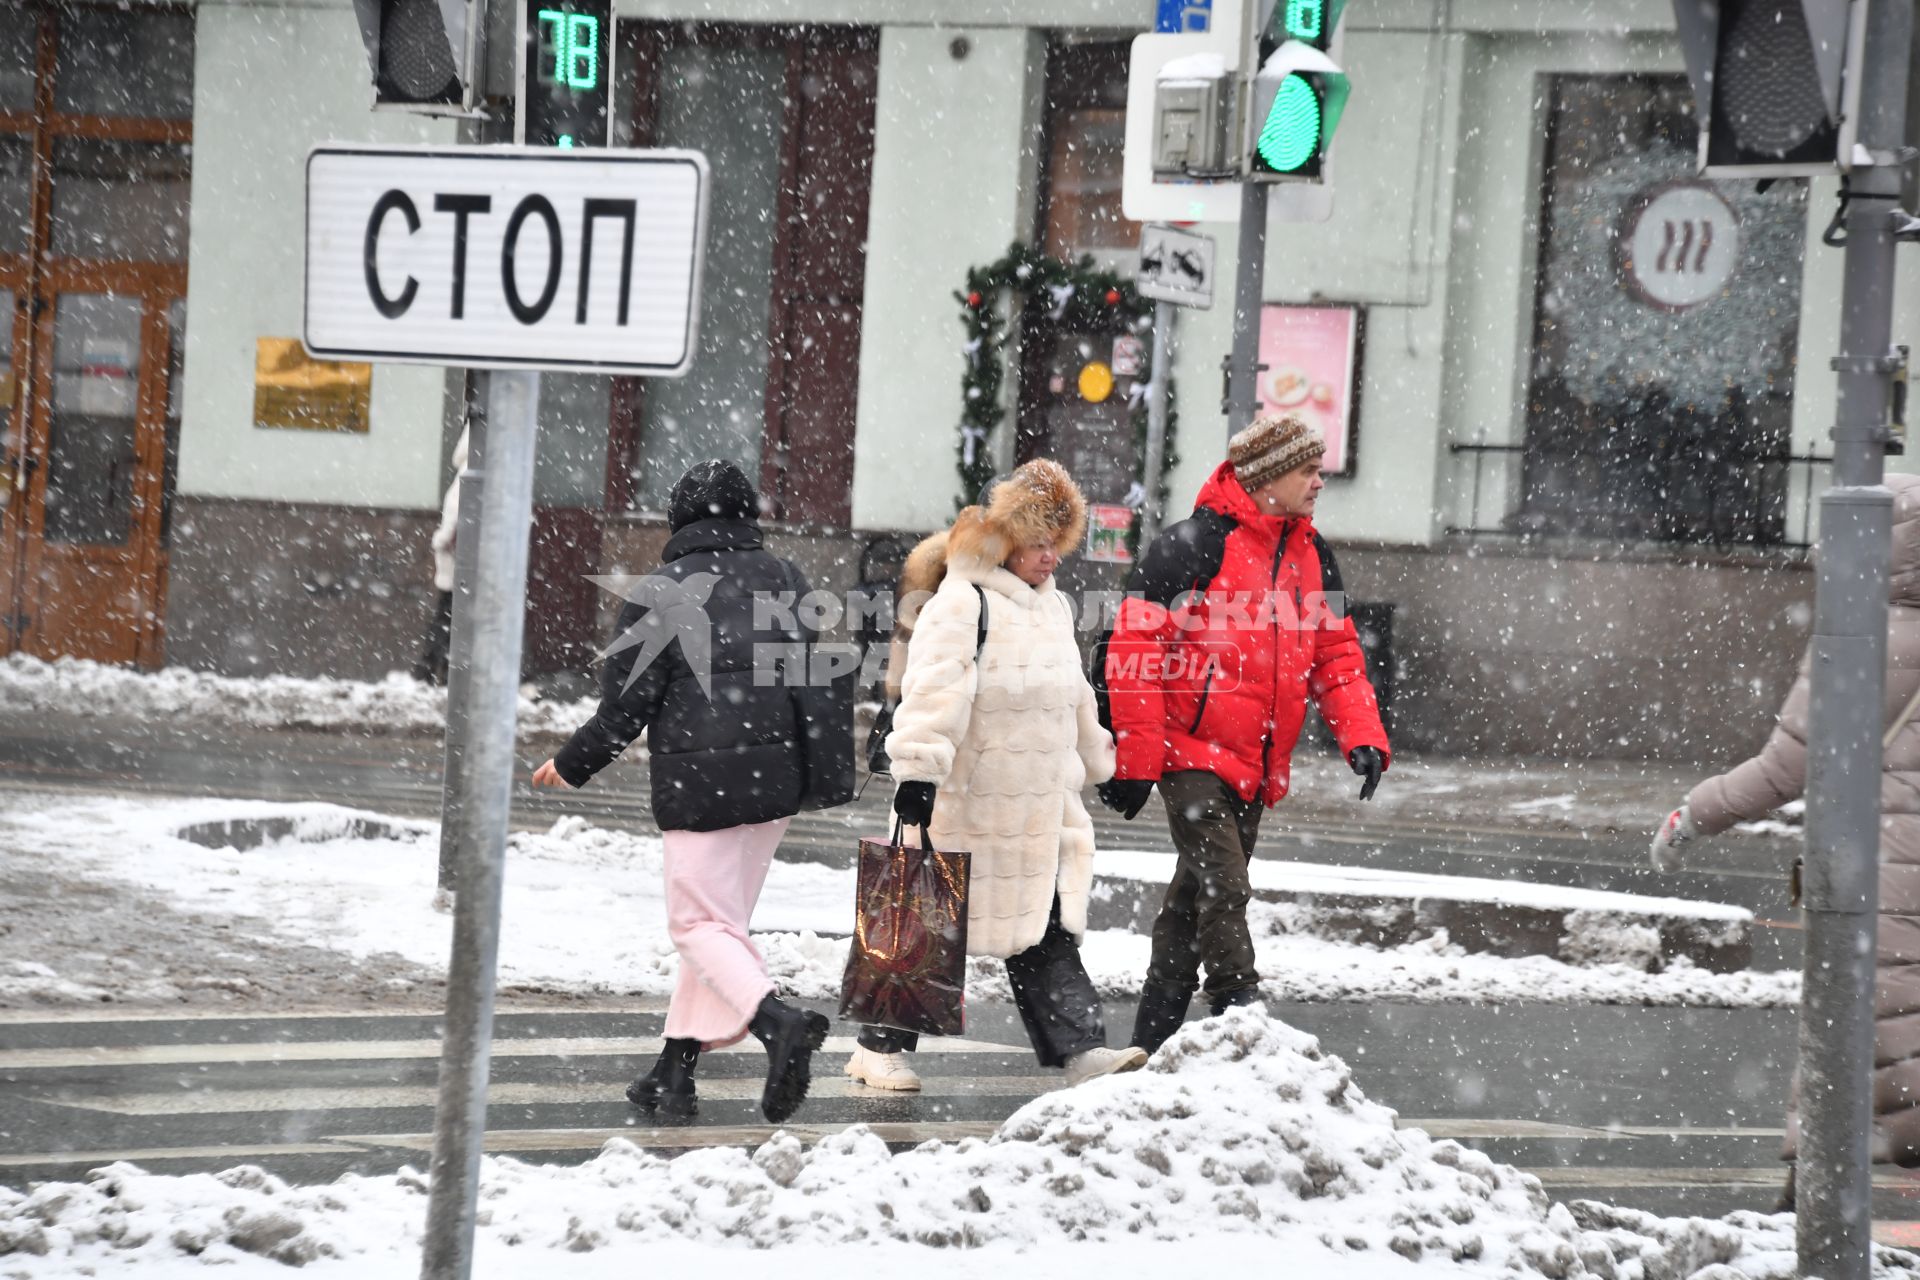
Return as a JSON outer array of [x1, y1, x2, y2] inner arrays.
[[1446, 439, 1834, 553]]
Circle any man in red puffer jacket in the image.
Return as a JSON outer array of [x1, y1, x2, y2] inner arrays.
[[1098, 414, 1391, 1052]]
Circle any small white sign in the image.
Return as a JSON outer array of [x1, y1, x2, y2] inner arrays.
[[1619, 182, 1741, 312], [304, 145, 709, 375], [1137, 224, 1216, 308]]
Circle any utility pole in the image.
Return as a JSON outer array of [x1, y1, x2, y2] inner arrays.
[[1222, 180, 1268, 436], [1798, 0, 1914, 1274], [1141, 299, 1176, 544]]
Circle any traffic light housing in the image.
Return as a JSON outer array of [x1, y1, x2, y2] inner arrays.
[[518, 0, 614, 147], [1671, 0, 1849, 176], [1151, 51, 1233, 179], [1244, 0, 1350, 181], [350, 0, 481, 112]]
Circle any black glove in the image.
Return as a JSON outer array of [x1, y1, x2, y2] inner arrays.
[[893, 780, 937, 827], [1097, 778, 1156, 820], [1349, 746, 1385, 802]]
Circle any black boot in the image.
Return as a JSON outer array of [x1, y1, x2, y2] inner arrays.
[[1209, 986, 1265, 1018], [626, 1037, 700, 1120], [748, 995, 830, 1124], [1130, 981, 1194, 1055], [1775, 1161, 1796, 1213]]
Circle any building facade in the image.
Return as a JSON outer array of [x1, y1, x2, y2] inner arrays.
[[4, 0, 1911, 760]]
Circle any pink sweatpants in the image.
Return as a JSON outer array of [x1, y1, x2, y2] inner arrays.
[[661, 816, 791, 1047]]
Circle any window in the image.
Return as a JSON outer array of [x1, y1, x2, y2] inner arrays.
[[607, 25, 877, 527], [1038, 42, 1135, 259], [1518, 76, 1807, 547]]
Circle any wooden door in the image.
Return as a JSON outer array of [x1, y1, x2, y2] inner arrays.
[[0, 2, 193, 666], [14, 274, 180, 664]]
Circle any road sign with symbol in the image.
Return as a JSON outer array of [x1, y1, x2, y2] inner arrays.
[[1136, 224, 1215, 308]]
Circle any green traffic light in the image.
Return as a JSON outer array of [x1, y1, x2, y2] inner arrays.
[[1257, 74, 1321, 173], [1284, 0, 1324, 42]]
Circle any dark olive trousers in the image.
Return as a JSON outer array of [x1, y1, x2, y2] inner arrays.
[[859, 897, 1106, 1067], [1146, 769, 1265, 1006]]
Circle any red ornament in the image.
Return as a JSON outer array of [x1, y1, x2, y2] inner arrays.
[[1104, 288, 1121, 305], [966, 290, 983, 307]]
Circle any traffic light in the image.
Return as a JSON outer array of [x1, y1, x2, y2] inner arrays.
[[519, 0, 613, 146], [350, 0, 481, 112], [1671, 0, 1848, 176], [1244, 0, 1350, 181]]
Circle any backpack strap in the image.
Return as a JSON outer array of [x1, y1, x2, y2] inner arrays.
[[973, 582, 989, 659]]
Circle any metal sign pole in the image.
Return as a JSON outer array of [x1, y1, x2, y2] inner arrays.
[[438, 108, 511, 895], [436, 397, 484, 894], [1799, 0, 1913, 1272], [419, 368, 540, 1280], [1223, 181, 1268, 436], [1141, 299, 1176, 544]]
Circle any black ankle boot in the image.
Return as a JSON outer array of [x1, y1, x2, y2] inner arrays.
[[1775, 1161, 1796, 1213], [1209, 986, 1265, 1018], [1130, 981, 1194, 1055], [748, 995, 830, 1124], [626, 1037, 700, 1119]]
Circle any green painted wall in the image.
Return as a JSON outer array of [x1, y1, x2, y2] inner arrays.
[[176, 0, 455, 508]]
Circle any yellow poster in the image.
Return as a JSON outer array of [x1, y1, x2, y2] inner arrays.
[[253, 338, 372, 433]]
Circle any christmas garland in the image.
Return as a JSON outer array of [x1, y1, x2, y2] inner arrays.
[[956, 243, 1178, 542]]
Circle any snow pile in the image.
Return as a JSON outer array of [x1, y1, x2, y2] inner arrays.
[[0, 654, 598, 736], [0, 1011, 1907, 1278]]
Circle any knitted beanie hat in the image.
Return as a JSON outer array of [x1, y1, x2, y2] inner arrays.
[[667, 459, 758, 531], [1229, 413, 1325, 492]]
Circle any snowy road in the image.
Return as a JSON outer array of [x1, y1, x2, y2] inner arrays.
[[0, 711, 1807, 970], [0, 997, 1864, 1225]]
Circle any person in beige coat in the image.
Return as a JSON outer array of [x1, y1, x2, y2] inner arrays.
[[1650, 472, 1920, 1204], [846, 459, 1147, 1092]]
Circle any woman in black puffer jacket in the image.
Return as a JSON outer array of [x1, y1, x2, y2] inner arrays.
[[533, 460, 834, 1126]]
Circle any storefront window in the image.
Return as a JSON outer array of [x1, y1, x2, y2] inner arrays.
[[1040, 42, 1134, 258], [50, 138, 192, 262], [54, 7, 196, 120], [629, 43, 783, 513], [1519, 76, 1807, 546], [535, 373, 614, 508]]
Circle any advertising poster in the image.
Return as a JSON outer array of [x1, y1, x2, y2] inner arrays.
[[1255, 304, 1361, 476], [1084, 503, 1136, 564]]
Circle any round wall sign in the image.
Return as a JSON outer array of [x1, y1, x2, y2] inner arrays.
[[1078, 360, 1115, 404], [1618, 182, 1741, 312]]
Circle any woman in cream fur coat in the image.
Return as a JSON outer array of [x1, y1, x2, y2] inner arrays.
[[845, 459, 1150, 1092]]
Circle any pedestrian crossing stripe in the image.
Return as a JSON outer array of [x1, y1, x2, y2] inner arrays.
[[327, 1122, 1009, 1154], [0, 1002, 677, 1025], [0, 1034, 1023, 1072], [41, 1075, 1067, 1116]]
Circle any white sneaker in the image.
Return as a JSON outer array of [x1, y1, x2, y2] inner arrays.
[[1063, 1045, 1149, 1085], [844, 1044, 921, 1092]]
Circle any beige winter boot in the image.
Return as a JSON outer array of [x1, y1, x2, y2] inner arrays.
[[844, 1043, 922, 1092], [1063, 1045, 1149, 1085]]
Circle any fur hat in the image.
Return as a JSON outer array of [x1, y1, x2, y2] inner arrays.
[[667, 459, 758, 531], [1230, 413, 1324, 492], [947, 458, 1087, 570]]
